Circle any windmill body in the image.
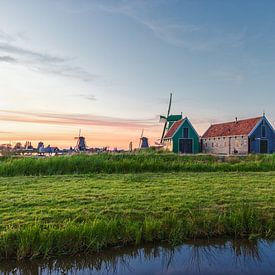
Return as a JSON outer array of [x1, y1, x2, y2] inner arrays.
[[76, 136, 87, 151], [74, 129, 87, 151], [140, 137, 149, 148], [139, 129, 149, 149]]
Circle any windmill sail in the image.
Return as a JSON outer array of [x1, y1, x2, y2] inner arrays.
[[159, 115, 167, 122], [139, 129, 144, 148], [160, 93, 172, 143]]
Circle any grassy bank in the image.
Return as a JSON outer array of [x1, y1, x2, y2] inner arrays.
[[0, 153, 274, 176], [1, 172, 275, 259]]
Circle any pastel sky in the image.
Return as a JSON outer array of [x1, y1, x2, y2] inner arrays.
[[0, 0, 275, 149]]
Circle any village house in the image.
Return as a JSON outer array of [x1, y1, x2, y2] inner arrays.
[[202, 115, 275, 155], [163, 117, 200, 154]]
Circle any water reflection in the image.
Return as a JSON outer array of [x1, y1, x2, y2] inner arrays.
[[1, 239, 275, 275]]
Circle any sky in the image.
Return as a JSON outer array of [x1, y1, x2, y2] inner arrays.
[[0, 0, 275, 149]]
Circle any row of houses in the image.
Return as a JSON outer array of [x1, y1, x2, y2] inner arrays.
[[163, 114, 275, 155]]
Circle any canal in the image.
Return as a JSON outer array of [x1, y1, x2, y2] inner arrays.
[[1, 239, 275, 274]]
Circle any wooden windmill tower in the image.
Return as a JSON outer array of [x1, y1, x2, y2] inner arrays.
[[74, 129, 87, 151], [139, 129, 149, 149]]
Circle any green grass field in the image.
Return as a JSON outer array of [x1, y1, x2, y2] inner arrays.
[[1, 171, 275, 259]]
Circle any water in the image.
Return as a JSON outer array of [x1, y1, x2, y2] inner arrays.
[[1, 239, 275, 274]]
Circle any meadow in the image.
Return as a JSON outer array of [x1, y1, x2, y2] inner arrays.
[[1, 170, 275, 259]]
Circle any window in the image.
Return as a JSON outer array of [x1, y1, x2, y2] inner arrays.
[[183, 128, 189, 138], [262, 125, 266, 138], [212, 143, 214, 148]]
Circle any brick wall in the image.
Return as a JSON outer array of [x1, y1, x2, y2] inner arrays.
[[202, 136, 249, 155]]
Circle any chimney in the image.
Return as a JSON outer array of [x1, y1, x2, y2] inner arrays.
[[235, 117, 238, 123]]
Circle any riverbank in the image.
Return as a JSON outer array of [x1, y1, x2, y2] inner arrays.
[[1, 172, 275, 259]]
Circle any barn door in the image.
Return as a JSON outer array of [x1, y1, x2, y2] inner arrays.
[[179, 139, 193, 154], [260, 140, 268, 154]]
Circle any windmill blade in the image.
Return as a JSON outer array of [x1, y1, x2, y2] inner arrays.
[[159, 115, 167, 123], [160, 121, 168, 143], [167, 93, 172, 117], [139, 129, 144, 148], [160, 93, 172, 143]]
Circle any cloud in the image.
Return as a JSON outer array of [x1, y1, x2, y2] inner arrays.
[[0, 30, 15, 43], [141, 20, 200, 47], [0, 55, 17, 63], [0, 110, 158, 129], [0, 31, 98, 82], [0, 42, 66, 63], [210, 70, 245, 82], [79, 94, 97, 101], [91, 1, 245, 51], [0, 131, 13, 134]]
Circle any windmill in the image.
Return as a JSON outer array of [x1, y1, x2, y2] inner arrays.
[[74, 129, 87, 151], [160, 93, 173, 144], [139, 129, 149, 149]]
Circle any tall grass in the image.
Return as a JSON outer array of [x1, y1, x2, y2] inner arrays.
[[1, 207, 274, 259], [0, 153, 274, 176]]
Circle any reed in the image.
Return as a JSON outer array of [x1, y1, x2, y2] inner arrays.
[[0, 153, 274, 176], [1, 208, 274, 259]]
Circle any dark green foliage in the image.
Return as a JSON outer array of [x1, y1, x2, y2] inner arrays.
[[0, 153, 274, 176]]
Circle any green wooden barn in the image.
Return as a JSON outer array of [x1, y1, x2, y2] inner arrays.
[[163, 117, 200, 154]]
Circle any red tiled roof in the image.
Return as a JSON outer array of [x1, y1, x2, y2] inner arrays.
[[164, 119, 184, 139], [202, 117, 262, 138]]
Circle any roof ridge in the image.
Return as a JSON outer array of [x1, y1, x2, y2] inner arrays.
[[210, 116, 262, 126]]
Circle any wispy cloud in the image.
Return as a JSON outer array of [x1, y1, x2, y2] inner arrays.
[[0, 110, 158, 129], [0, 131, 13, 134], [0, 29, 15, 43], [0, 30, 98, 82], [79, 94, 97, 101], [91, 1, 245, 51], [0, 55, 17, 63], [0, 42, 66, 62], [210, 70, 245, 83]]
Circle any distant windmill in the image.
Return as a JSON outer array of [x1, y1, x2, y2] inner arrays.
[[74, 129, 87, 151], [160, 93, 173, 144], [139, 129, 149, 149]]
